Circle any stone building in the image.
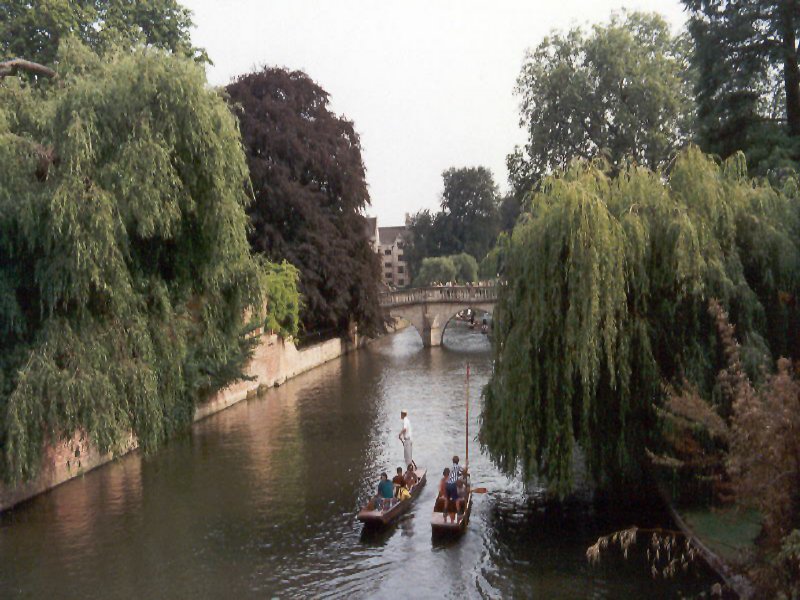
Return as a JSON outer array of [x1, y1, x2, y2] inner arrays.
[[378, 225, 410, 288]]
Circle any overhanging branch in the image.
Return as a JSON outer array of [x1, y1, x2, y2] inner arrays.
[[0, 59, 57, 79]]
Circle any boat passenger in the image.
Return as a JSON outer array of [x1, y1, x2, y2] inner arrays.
[[446, 455, 467, 522], [397, 482, 411, 501], [404, 463, 419, 488], [438, 468, 450, 505], [392, 466, 405, 492], [371, 472, 395, 511]]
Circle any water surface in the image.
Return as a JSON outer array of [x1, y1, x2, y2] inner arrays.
[[0, 324, 718, 598]]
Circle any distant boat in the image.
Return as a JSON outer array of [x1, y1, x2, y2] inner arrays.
[[357, 469, 427, 528], [431, 488, 472, 535]]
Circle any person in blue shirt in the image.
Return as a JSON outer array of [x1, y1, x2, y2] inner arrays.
[[371, 472, 395, 511]]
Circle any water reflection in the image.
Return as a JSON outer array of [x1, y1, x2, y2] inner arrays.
[[0, 325, 719, 598]]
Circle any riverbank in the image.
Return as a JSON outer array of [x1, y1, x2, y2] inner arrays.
[[0, 320, 408, 512]]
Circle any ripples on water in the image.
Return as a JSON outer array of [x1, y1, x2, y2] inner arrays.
[[0, 322, 720, 598]]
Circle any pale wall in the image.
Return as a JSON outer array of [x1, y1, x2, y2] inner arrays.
[[0, 326, 386, 512]]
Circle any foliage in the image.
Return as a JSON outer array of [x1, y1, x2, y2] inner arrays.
[[663, 300, 800, 595], [481, 147, 800, 495], [0, 0, 205, 65], [412, 253, 479, 287], [226, 67, 385, 338], [406, 166, 500, 274], [0, 44, 299, 483], [478, 232, 510, 280], [413, 257, 456, 287], [682, 0, 800, 174], [450, 253, 478, 283], [508, 11, 693, 194]]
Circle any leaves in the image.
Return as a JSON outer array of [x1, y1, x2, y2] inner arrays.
[[0, 46, 299, 482], [509, 11, 693, 193], [481, 147, 800, 494], [226, 67, 384, 338]]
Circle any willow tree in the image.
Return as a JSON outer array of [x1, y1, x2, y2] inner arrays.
[[481, 147, 800, 495], [0, 41, 299, 483]]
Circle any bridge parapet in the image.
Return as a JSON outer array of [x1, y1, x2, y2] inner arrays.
[[380, 284, 498, 308]]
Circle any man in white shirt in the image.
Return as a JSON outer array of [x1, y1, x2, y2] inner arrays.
[[398, 409, 416, 470]]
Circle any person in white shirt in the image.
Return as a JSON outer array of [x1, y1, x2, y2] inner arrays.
[[398, 409, 416, 470]]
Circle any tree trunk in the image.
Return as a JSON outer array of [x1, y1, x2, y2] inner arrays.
[[781, 1, 800, 136]]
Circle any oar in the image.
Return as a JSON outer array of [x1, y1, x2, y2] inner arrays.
[[472, 487, 488, 494]]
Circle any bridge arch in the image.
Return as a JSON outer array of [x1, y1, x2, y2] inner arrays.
[[379, 285, 498, 347]]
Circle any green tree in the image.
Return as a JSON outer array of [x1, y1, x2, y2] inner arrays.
[[481, 148, 800, 495], [0, 43, 299, 483], [0, 0, 204, 65], [440, 166, 501, 260], [509, 11, 693, 193], [406, 167, 501, 274], [682, 0, 800, 174], [450, 253, 479, 283], [413, 257, 457, 287], [226, 67, 385, 338]]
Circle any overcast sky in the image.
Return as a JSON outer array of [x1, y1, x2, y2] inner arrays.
[[183, 0, 687, 226]]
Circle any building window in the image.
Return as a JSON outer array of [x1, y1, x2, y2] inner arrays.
[[384, 262, 392, 268], [398, 242, 404, 249], [398, 279, 405, 286], [384, 249, 391, 255], [397, 266, 404, 274]]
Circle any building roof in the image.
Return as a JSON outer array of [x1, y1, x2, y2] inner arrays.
[[364, 217, 378, 238], [378, 225, 407, 245]]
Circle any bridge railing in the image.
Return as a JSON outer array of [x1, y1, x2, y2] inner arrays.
[[379, 284, 499, 308]]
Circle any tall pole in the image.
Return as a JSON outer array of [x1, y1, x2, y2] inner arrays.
[[465, 362, 470, 471]]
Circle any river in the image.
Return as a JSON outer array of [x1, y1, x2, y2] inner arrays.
[[0, 324, 720, 598]]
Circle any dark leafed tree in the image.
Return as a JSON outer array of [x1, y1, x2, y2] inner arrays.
[[226, 67, 385, 338], [509, 11, 693, 194], [0, 0, 205, 65], [682, 0, 800, 173]]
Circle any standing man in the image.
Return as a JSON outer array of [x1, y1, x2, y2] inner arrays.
[[399, 409, 416, 470]]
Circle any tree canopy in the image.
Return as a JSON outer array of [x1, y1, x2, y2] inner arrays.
[[413, 253, 479, 286], [508, 11, 693, 194], [0, 42, 299, 483], [406, 166, 501, 275], [226, 67, 385, 338], [481, 148, 800, 495], [682, 0, 800, 174], [0, 0, 204, 65]]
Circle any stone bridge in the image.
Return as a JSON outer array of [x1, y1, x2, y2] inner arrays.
[[379, 285, 498, 347]]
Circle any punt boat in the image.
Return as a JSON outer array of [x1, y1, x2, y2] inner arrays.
[[357, 469, 427, 528], [430, 487, 472, 535]]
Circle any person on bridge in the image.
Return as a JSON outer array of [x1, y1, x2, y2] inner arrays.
[[399, 410, 416, 470]]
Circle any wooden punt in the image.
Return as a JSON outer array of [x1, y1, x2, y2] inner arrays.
[[431, 488, 472, 535], [357, 469, 427, 528]]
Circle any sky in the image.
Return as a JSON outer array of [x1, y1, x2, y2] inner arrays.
[[183, 0, 687, 226]]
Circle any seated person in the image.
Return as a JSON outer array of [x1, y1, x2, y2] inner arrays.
[[437, 468, 450, 511], [404, 463, 419, 488], [370, 472, 396, 511], [396, 482, 411, 501], [392, 467, 405, 494]]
